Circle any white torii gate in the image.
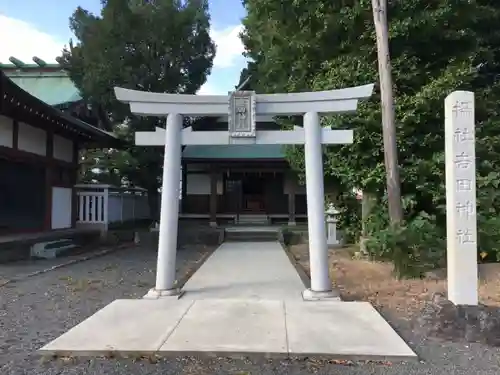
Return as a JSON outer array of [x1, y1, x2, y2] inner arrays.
[[115, 84, 374, 300]]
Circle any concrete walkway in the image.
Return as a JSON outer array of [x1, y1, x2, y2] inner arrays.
[[39, 241, 416, 360], [181, 241, 305, 301]]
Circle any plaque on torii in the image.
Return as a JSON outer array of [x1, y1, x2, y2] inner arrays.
[[229, 90, 256, 138], [114, 83, 374, 300]]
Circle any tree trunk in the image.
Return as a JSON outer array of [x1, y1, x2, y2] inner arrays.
[[371, 0, 403, 225]]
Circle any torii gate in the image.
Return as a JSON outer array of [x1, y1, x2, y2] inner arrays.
[[114, 84, 374, 300]]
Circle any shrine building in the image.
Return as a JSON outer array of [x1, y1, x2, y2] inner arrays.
[[180, 116, 307, 226], [0, 57, 118, 236]]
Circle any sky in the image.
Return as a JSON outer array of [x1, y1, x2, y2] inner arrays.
[[0, 0, 247, 95]]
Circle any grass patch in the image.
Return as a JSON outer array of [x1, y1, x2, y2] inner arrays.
[[288, 243, 500, 319]]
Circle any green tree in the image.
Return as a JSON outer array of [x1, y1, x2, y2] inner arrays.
[[60, 0, 215, 218], [241, 0, 500, 274]]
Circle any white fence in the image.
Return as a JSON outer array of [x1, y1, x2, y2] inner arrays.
[[75, 184, 150, 229]]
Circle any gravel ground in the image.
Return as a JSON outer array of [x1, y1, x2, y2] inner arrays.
[[0, 243, 499, 375]]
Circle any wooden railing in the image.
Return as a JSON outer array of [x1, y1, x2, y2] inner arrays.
[[75, 184, 150, 229]]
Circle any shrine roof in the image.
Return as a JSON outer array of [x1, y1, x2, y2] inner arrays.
[[0, 68, 119, 147], [182, 144, 286, 160], [0, 57, 82, 106]]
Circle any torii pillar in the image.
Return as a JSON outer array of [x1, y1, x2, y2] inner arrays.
[[115, 84, 374, 300]]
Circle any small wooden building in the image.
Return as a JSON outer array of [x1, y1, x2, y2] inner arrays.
[[0, 62, 118, 235], [180, 117, 307, 225]]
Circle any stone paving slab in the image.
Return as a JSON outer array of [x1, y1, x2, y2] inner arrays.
[[285, 301, 416, 359], [181, 241, 305, 301], [160, 299, 287, 356], [39, 298, 416, 360], [39, 299, 193, 356]]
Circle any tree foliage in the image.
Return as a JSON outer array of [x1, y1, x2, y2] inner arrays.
[[59, 0, 215, 217], [235, 60, 258, 89], [241, 0, 500, 274]]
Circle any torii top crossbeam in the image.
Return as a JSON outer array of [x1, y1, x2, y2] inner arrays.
[[114, 84, 373, 117], [114, 84, 374, 146]]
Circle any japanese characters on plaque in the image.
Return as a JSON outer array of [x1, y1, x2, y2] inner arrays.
[[446, 92, 477, 247], [228, 90, 256, 138]]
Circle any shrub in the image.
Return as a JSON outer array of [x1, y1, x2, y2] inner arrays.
[[477, 215, 500, 262], [281, 227, 303, 246], [333, 191, 362, 244], [365, 212, 446, 279]]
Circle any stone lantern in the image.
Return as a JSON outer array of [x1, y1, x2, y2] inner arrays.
[[325, 204, 340, 247]]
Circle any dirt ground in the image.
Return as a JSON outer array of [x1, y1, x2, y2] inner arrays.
[[288, 244, 500, 320]]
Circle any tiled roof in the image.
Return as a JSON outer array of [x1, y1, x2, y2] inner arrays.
[[6, 74, 82, 106], [0, 69, 119, 147], [0, 56, 81, 106]]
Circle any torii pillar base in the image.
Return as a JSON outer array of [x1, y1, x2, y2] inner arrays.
[[143, 288, 184, 300], [302, 288, 341, 302]]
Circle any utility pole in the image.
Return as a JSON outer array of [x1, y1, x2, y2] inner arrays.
[[371, 0, 403, 225]]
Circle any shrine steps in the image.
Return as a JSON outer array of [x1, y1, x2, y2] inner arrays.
[[0, 228, 101, 263], [224, 226, 279, 242], [30, 239, 78, 259], [236, 214, 270, 225]]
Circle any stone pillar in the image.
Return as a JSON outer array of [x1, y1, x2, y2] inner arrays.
[[326, 205, 340, 247], [209, 167, 218, 227], [326, 218, 340, 246], [445, 91, 478, 306], [302, 111, 336, 300], [147, 113, 183, 298]]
